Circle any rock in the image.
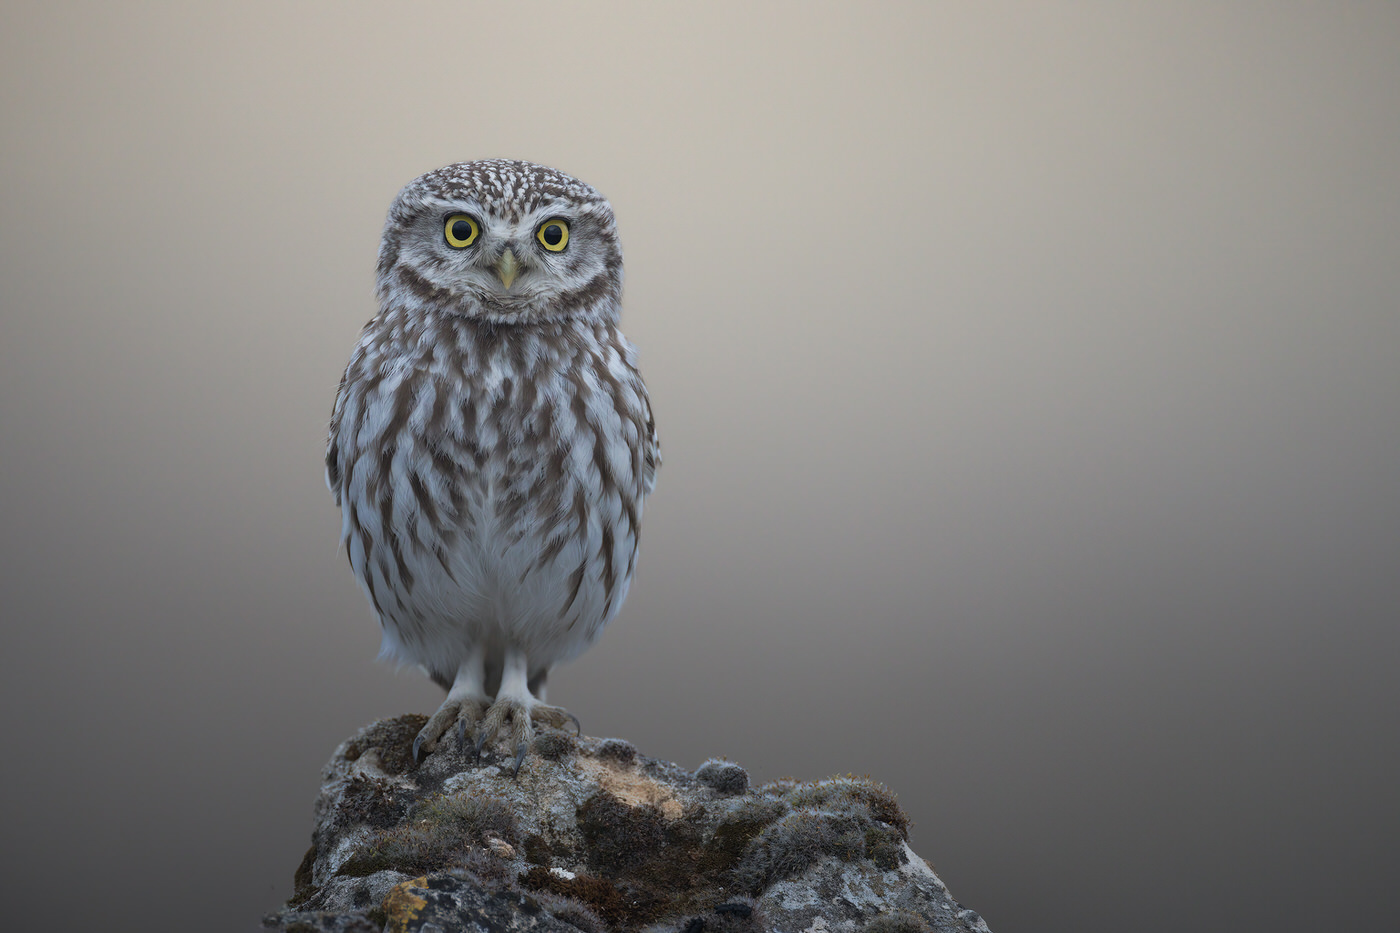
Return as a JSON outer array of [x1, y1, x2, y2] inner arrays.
[[264, 716, 992, 933]]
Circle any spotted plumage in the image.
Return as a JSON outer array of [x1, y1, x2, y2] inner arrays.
[[326, 160, 658, 765]]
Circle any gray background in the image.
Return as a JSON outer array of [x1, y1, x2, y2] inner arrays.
[[2, 3, 1396, 931]]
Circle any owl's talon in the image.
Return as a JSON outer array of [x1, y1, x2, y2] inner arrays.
[[414, 694, 489, 764], [527, 702, 581, 737], [511, 742, 528, 780]]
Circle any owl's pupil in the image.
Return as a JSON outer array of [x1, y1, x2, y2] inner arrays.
[[543, 225, 563, 246], [451, 220, 473, 242]]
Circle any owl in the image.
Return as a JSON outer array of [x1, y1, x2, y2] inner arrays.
[[325, 160, 659, 771]]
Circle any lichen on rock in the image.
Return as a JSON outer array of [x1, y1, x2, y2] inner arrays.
[[264, 715, 991, 933]]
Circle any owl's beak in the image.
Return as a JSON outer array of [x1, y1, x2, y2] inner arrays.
[[494, 248, 520, 290]]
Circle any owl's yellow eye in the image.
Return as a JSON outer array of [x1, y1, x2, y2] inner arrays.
[[537, 219, 569, 252], [444, 213, 480, 248]]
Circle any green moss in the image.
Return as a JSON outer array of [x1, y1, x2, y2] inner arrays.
[[416, 849, 513, 891], [533, 731, 576, 760], [594, 738, 637, 764], [337, 789, 518, 877], [530, 791, 742, 926], [709, 900, 762, 933], [695, 758, 750, 795], [522, 833, 553, 866], [290, 843, 318, 906], [341, 714, 428, 776], [416, 792, 519, 845], [728, 776, 914, 889], [337, 824, 436, 877], [863, 910, 933, 933], [520, 866, 637, 926], [697, 797, 789, 875], [783, 776, 910, 840], [700, 818, 768, 875], [529, 888, 606, 933], [733, 808, 866, 892], [337, 774, 411, 829], [864, 825, 907, 871], [576, 790, 669, 873]]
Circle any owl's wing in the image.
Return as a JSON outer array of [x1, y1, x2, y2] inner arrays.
[[609, 327, 660, 497], [639, 381, 660, 497], [325, 366, 352, 507]]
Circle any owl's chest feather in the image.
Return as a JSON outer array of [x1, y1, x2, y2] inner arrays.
[[331, 314, 647, 557]]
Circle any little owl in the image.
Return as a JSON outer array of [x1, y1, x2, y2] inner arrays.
[[325, 160, 659, 771]]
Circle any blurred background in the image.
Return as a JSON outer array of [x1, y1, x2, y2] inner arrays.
[[1, 2, 1396, 931]]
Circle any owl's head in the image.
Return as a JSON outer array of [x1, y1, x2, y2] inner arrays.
[[376, 160, 623, 324]]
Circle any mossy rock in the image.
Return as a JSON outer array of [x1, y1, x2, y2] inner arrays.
[[269, 718, 987, 933]]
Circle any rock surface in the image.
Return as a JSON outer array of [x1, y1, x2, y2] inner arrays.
[[264, 716, 992, 933]]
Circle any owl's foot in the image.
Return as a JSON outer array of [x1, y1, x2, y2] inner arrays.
[[412, 694, 490, 764], [474, 695, 582, 778]]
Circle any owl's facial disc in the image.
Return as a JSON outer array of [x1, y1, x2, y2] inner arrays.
[[383, 185, 620, 323]]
